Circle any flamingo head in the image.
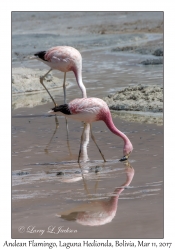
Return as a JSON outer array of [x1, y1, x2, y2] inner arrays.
[[120, 140, 133, 162], [48, 104, 71, 115]]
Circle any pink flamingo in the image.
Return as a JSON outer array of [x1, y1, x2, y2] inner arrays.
[[34, 46, 87, 105], [48, 97, 133, 161]]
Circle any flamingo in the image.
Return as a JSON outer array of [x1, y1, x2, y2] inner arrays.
[[34, 46, 87, 105], [48, 97, 133, 161]]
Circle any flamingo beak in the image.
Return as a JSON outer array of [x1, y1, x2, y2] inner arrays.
[[48, 107, 58, 114], [119, 155, 129, 162], [48, 110, 55, 114], [119, 152, 131, 162]]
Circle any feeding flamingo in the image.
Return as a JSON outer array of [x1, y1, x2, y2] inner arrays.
[[48, 97, 133, 161], [34, 46, 87, 105]]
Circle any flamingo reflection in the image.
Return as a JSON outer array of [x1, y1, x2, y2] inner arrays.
[[57, 162, 134, 226], [44, 117, 72, 157]]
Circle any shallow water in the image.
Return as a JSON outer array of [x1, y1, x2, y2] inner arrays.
[[12, 12, 163, 239], [12, 90, 163, 239]]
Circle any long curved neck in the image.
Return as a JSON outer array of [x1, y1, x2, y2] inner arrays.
[[73, 68, 87, 98], [103, 111, 129, 143]]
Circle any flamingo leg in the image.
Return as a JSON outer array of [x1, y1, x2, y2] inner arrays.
[[63, 72, 67, 104], [62, 72, 71, 154], [65, 117, 72, 156], [90, 124, 107, 162], [78, 162, 91, 196], [94, 161, 105, 191], [63, 73, 71, 154], [55, 115, 59, 127], [44, 116, 59, 154], [40, 68, 57, 107], [78, 123, 86, 163]]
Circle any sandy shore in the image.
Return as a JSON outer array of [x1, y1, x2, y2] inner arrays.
[[104, 85, 163, 112], [12, 68, 68, 109], [12, 68, 65, 94]]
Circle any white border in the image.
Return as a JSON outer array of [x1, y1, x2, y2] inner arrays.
[[1, 1, 175, 249]]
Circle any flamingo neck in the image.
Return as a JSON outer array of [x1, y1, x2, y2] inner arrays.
[[73, 68, 87, 98], [103, 112, 129, 144]]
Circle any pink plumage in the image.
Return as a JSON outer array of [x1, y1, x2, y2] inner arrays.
[[34, 46, 87, 102], [44, 46, 82, 73], [49, 97, 133, 160], [68, 98, 108, 122]]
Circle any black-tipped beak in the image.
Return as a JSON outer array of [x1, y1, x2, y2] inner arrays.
[[119, 155, 129, 162], [48, 107, 59, 114]]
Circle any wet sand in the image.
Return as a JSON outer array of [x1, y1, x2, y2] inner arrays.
[[12, 12, 163, 239]]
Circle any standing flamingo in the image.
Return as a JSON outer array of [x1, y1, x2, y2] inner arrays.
[[34, 46, 87, 105], [48, 98, 133, 161]]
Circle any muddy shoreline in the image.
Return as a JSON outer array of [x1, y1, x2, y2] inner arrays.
[[104, 85, 163, 112]]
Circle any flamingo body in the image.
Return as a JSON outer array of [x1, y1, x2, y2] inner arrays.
[[35, 46, 81, 72], [34, 46, 87, 99], [69, 98, 108, 123], [49, 97, 133, 158]]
